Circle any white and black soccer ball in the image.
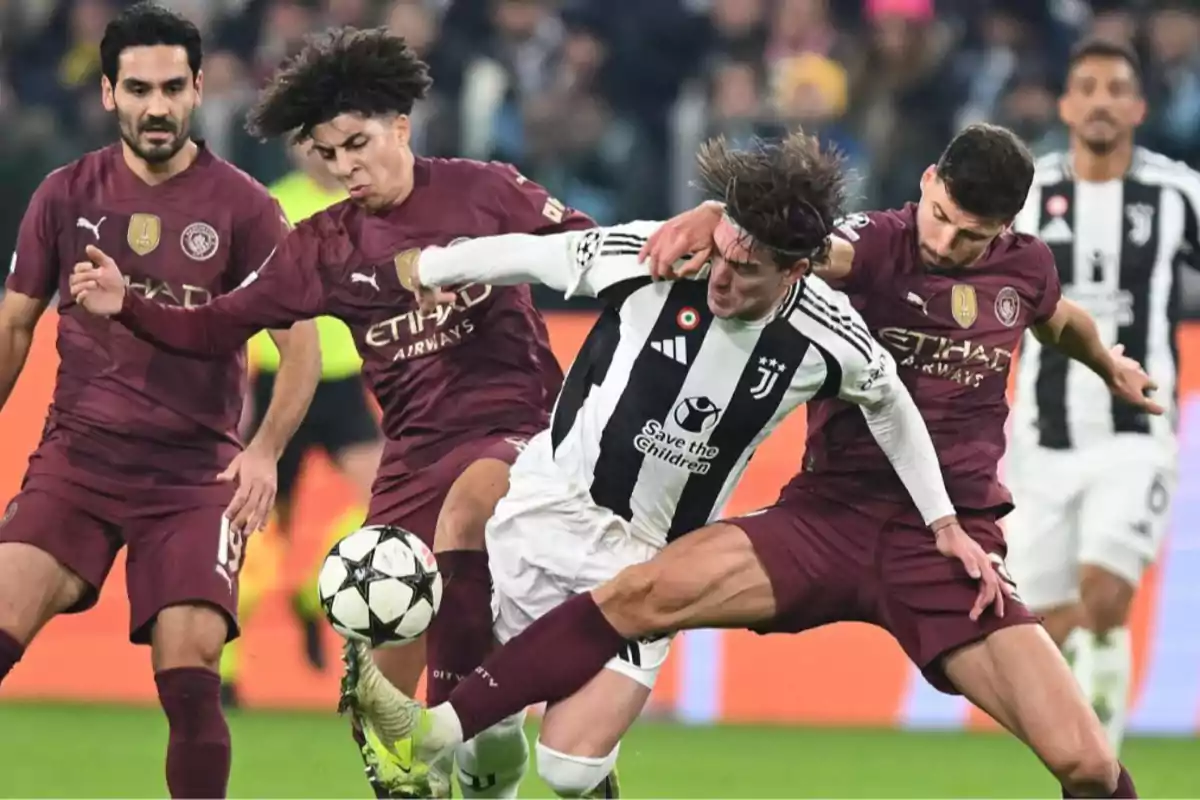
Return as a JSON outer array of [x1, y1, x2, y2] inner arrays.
[[317, 525, 442, 648]]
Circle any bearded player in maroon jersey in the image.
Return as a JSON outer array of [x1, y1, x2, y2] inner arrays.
[[339, 125, 1156, 798], [70, 24, 596, 797], [0, 4, 322, 798]]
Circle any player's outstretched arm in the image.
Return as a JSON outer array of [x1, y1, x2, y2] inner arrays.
[[0, 291, 49, 413], [1034, 297, 1164, 416], [70, 244, 325, 359], [399, 223, 658, 300]]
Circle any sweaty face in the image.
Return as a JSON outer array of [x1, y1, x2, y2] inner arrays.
[[916, 169, 1007, 270], [1059, 55, 1145, 155], [309, 113, 414, 212], [102, 45, 199, 165], [708, 217, 803, 320]]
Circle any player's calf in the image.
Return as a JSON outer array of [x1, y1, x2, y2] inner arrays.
[[1073, 564, 1137, 754]]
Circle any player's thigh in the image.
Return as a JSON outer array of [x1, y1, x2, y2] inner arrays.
[[433, 437, 528, 553], [593, 521, 778, 636], [942, 624, 1114, 782], [0, 488, 119, 640], [1076, 442, 1174, 623], [540, 664, 655, 759], [1004, 447, 1083, 614], [126, 507, 240, 660], [880, 510, 1042, 695]]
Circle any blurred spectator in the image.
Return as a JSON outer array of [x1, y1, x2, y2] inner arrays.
[[1142, 1, 1200, 164]]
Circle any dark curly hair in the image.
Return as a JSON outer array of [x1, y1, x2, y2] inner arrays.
[[100, 2, 202, 85], [696, 130, 847, 269], [935, 123, 1034, 223], [247, 26, 433, 142]]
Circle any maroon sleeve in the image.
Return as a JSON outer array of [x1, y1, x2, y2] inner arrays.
[[5, 174, 62, 299], [487, 162, 596, 234], [115, 224, 327, 358], [829, 210, 895, 295], [1031, 239, 1062, 325], [228, 183, 291, 289]]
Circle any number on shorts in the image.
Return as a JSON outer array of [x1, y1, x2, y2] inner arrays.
[[1146, 473, 1170, 516], [215, 516, 245, 584]]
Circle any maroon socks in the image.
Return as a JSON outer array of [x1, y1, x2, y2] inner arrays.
[[155, 667, 231, 799], [427, 549, 495, 705], [447, 593, 627, 740]]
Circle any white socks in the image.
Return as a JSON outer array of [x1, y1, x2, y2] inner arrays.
[[1065, 627, 1131, 753], [456, 711, 528, 799]]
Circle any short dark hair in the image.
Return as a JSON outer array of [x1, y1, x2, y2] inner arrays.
[[696, 130, 847, 268], [935, 123, 1034, 222], [247, 26, 433, 142], [100, 2, 203, 85], [1067, 36, 1142, 86]]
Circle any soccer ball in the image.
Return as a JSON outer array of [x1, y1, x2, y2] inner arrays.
[[317, 525, 442, 648]]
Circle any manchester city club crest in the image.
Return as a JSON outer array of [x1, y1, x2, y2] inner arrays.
[[951, 284, 978, 329], [994, 286, 1021, 328], [181, 222, 219, 261]]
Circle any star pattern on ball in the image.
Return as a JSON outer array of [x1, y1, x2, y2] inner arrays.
[[395, 549, 438, 612]]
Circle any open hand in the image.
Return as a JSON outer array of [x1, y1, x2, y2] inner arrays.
[[933, 519, 1011, 621], [1107, 344, 1164, 416], [217, 443, 278, 536]]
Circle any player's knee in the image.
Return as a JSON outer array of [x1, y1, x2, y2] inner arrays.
[[534, 740, 618, 798], [151, 603, 229, 672], [434, 498, 488, 552], [1079, 568, 1134, 633], [600, 559, 695, 636]]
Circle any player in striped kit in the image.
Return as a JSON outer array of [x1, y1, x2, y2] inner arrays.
[[342, 132, 1009, 797], [1007, 38, 1200, 754]]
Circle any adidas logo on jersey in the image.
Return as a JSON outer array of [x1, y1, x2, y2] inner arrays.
[[650, 336, 688, 364], [1039, 216, 1073, 244]]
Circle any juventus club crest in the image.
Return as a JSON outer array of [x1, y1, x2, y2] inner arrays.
[[750, 356, 786, 400], [1125, 203, 1154, 247], [951, 284, 978, 329]]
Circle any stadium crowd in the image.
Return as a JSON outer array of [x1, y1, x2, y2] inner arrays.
[[1, 0, 1198, 297]]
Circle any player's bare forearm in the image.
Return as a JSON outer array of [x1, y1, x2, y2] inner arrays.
[[248, 323, 322, 459], [0, 292, 47, 412], [1034, 298, 1116, 384], [810, 237, 854, 282]]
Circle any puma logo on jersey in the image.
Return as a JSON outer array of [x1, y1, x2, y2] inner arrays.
[[76, 216, 106, 240], [905, 292, 929, 315], [351, 271, 379, 291]]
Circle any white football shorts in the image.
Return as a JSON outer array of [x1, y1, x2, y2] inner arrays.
[[486, 432, 671, 689], [1005, 434, 1176, 610]]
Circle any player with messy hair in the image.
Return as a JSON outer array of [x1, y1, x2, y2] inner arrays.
[[69, 25, 596, 798], [338, 130, 1005, 797]]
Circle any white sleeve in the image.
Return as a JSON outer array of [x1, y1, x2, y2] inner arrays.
[[841, 338, 957, 526], [416, 221, 659, 298]]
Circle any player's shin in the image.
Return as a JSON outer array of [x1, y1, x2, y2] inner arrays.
[[447, 593, 626, 741], [155, 667, 231, 799], [0, 629, 24, 683], [428, 549, 493, 704], [1084, 627, 1131, 753], [455, 711, 529, 799]]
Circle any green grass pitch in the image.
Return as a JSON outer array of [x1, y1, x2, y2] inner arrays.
[[2, 701, 1198, 797]]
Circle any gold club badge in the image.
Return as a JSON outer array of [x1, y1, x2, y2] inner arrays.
[[127, 213, 161, 256], [394, 248, 422, 291], [951, 284, 978, 329]]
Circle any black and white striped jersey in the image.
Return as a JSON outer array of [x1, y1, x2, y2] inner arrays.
[[1013, 148, 1200, 449], [418, 221, 953, 548]]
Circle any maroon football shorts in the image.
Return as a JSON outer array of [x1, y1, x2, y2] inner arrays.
[[728, 484, 1037, 694], [365, 432, 534, 547], [0, 475, 243, 644]]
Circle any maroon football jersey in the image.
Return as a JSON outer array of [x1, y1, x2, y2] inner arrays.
[[114, 157, 595, 476], [793, 204, 1062, 513], [5, 143, 288, 496]]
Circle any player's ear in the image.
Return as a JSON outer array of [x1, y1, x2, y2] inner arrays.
[[919, 165, 936, 193], [193, 69, 204, 107], [393, 114, 411, 148], [101, 75, 116, 112]]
